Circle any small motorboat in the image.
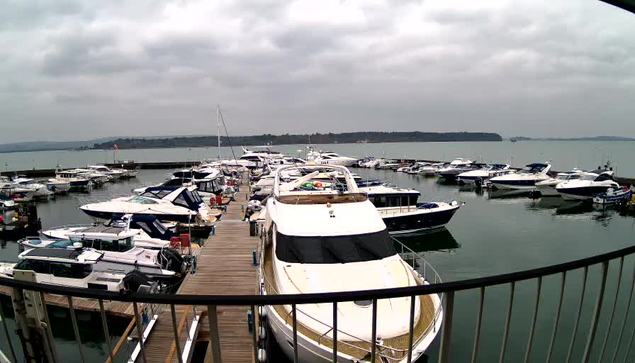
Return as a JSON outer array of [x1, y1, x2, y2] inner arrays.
[[593, 187, 633, 205]]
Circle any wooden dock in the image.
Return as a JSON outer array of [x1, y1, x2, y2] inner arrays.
[[0, 285, 135, 318], [140, 184, 259, 363]]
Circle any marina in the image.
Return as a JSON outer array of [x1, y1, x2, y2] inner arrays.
[[1, 144, 635, 362]]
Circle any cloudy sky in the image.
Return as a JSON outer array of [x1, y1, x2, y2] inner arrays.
[[1, 0, 634, 143]]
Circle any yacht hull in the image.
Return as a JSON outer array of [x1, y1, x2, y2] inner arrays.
[[381, 204, 460, 235], [490, 179, 544, 190], [81, 208, 193, 223], [557, 186, 613, 201]]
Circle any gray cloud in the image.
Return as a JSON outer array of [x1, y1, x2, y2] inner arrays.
[[0, 0, 634, 143]]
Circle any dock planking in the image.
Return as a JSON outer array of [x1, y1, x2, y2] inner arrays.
[[140, 181, 259, 363]]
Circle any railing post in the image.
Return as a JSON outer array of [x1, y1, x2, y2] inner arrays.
[[207, 305, 222, 363], [98, 299, 115, 363], [292, 303, 298, 363], [67, 296, 86, 363], [171, 305, 184, 363], [599, 257, 624, 362], [566, 266, 589, 363], [546, 271, 567, 363], [132, 302, 147, 363], [438, 291, 455, 363], [499, 281, 515, 363], [581, 261, 609, 363], [332, 302, 338, 363], [523, 277, 542, 363], [371, 299, 378, 363], [470, 287, 485, 363], [407, 295, 416, 363], [612, 261, 635, 363]]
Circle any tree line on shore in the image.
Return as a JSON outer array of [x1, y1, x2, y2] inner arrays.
[[92, 131, 502, 149]]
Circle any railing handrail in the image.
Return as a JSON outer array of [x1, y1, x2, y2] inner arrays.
[[2, 243, 635, 305]]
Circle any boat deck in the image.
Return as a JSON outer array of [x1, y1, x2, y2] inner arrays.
[[140, 184, 259, 363]]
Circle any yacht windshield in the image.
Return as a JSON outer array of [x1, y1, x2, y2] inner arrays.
[[276, 230, 397, 264], [522, 164, 547, 173], [128, 196, 157, 204]]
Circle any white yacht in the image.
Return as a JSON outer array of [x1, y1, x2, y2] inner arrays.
[[358, 181, 461, 235], [53, 170, 93, 192], [87, 165, 125, 180], [80, 186, 217, 228], [436, 158, 475, 181], [12, 177, 53, 200], [535, 169, 584, 196], [260, 165, 442, 363], [45, 179, 71, 194], [556, 169, 621, 201], [0, 248, 155, 292], [418, 163, 445, 177], [457, 164, 512, 185], [0, 177, 36, 202], [306, 148, 359, 167], [41, 214, 175, 250], [18, 233, 187, 280], [489, 163, 552, 190]]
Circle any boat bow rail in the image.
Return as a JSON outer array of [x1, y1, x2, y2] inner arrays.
[[2, 244, 635, 362]]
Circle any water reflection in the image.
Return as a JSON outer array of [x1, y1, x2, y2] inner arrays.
[[393, 228, 460, 253], [526, 198, 617, 226], [486, 189, 537, 202]]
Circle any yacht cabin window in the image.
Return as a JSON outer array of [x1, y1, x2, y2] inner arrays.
[[128, 196, 157, 204], [368, 194, 418, 208], [15, 260, 92, 279], [276, 230, 397, 264]]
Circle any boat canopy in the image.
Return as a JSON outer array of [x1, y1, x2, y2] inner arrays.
[[125, 214, 176, 240], [275, 230, 396, 264], [523, 163, 549, 173]]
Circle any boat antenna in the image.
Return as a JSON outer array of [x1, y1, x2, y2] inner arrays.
[[217, 105, 221, 161], [218, 106, 238, 162]]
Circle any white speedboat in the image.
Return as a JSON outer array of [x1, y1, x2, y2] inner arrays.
[[0, 248, 156, 292], [87, 165, 125, 180], [489, 163, 552, 190], [457, 164, 512, 185], [41, 214, 175, 250], [306, 148, 359, 167], [260, 165, 442, 363], [436, 158, 475, 181], [535, 169, 583, 197], [556, 169, 621, 201], [12, 177, 53, 200], [419, 163, 445, 176], [80, 186, 217, 228], [358, 182, 461, 235]]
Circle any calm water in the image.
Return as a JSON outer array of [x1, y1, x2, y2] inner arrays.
[[0, 168, 634, 362], [2, 140, 635, 175]]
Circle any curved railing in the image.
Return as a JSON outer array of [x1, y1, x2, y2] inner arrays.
[[1, 243, 635, 363]]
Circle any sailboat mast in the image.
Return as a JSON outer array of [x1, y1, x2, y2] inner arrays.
[[217, 105, 221, 160]]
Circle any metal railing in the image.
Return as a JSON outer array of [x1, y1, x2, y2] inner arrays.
[[2, 243, 635, 362]]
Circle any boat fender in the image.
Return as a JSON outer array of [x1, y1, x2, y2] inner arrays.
[[259, 306, 267, 318], [259, 326, 266, 340], [257, 349, 267, 362]]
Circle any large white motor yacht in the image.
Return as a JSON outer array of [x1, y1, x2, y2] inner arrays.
[[260, 165, 442, 363], [457, 164, 511, 185], [306, 148, 359, 167], [555, 169, 621, 201], [535, 169, 583, 197], [489, 163, 552, 190]]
